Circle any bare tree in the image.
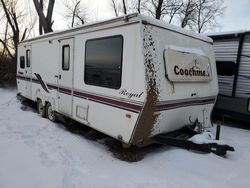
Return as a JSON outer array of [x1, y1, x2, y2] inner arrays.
[[141, 0, 164, 19], [38, 0, 43, 35], [137, 0, 141, 13], [141, 0, 225, 33], [63, 0, 87, 28], [192, 0, 225, 33], [128, 0, 146, 14], [179, 0, 196, 28], [122, 0, 127, 14], [111, 0, 119, 17], [142, 0, 182, 21], [0, 0, 36, 86], [110, 0, 134, 16], [0, 22, 9, 57], [0, 0, 29, 61], [33, 0, 55, 34], [153, 0, 164, 20], [168, 0, 183, 23]]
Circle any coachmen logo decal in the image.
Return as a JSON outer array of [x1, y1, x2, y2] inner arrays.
[[174, 59, 211, 77], [165, 49, 212, 82]]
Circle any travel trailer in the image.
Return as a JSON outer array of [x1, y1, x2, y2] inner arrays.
[[17, 13, 225, 152], [210, 31, 250, 122]]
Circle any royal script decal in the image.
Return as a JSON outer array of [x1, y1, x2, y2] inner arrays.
[[119, 89, 143, 99]]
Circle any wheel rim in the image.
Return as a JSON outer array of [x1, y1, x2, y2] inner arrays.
[[47, 104, 55, 120]]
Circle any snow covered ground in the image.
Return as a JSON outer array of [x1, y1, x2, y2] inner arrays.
[[0, 88, 250, 188]]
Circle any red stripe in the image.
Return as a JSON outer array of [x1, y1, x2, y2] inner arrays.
[[34, 73, 50, 93], [73, 90, 142, 112], [157, 98, 216, 111], [47, 84, 58, 90], [16, 75, 27, 80], [59, 87, 71, 94], [17, 75, 216, 113]]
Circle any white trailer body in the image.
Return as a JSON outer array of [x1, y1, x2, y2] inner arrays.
[[210, 31, 250, 122], [17, 14, 218, 146]]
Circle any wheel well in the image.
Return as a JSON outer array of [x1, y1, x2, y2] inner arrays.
[[45, 101, 50, 106], [36, 98, 50, 107]]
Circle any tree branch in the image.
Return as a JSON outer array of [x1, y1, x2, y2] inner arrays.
[[0, 39, 15, 60]]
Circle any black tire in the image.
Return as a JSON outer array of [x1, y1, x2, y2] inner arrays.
[[46, 102, 57, 122], [37, 99, 46, 117]]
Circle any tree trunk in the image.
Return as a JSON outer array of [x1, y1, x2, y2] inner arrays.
[[137, 0, 141, 13], [0, 0, 19, 61], [155, 0, 163, 20], [111, 0, 119, 17], [122, 0, 127, 15], [33, 0, 54, 34], [46, 0, 55, 27], [71, 1, 81, 27], [39, 0, 43, 35]]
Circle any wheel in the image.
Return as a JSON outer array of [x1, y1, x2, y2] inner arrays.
[[37, 99, 46, 117], [46, 102, 57, 122]]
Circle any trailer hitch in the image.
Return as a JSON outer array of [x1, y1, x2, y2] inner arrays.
[[153, 127, 235, 156]]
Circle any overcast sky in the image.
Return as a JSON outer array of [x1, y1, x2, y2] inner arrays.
[[217, 0, 250, 32], [50, 0, 250, 33]]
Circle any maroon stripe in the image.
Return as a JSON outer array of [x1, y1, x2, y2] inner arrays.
[[34, 73, 50, 93], [157, 98, 216, 111], [47, 84, 58, 90], [33, 79, 39, 84], [16, 75, 26, 80], [59, 87, 71, 94], [17, 75, 141, 112], [17, 75, 216, 113], [17, 75, 33, 82], [59, 90, 71, 95], [73, 90, 142, 112]]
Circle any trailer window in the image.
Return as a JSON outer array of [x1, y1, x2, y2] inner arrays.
[[62, 45, 70, 70], [20, 56, 25, 69], [84, 35, 123, 89], [216, 61, 236, 76], [26, 50, 30, 67]]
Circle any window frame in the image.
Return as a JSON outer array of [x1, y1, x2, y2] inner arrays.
[[216, 61, 236, 76], [20, 56, 25, 69], [84, 35, 124, 89], [26, 50, 31, 67], [62, 45, 70, 71]]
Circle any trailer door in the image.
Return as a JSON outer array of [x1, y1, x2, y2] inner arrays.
[[25, 46, 32, 98], [58, 38, 74, 116]]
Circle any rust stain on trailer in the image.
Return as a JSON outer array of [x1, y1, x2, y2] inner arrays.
[[131, 25, 160, 146]]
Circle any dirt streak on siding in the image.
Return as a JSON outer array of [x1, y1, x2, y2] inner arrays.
[[131, 25, 160, 146]]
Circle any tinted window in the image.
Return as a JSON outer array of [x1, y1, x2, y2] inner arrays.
[[20, 56, 25, 69], [84, 35, 123, 89], [216, 61, 236, 76], [62, 45, 70, 70], [26, 50, 30, 67]]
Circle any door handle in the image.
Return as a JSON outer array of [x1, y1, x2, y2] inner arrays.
[[18, 71, 24, 75], [55, 75, 61, 79]]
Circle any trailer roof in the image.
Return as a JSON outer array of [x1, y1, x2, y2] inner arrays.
[[138, 14, 212, 43], [20, 13, 212, 44], [208, 30, 250, 40]]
